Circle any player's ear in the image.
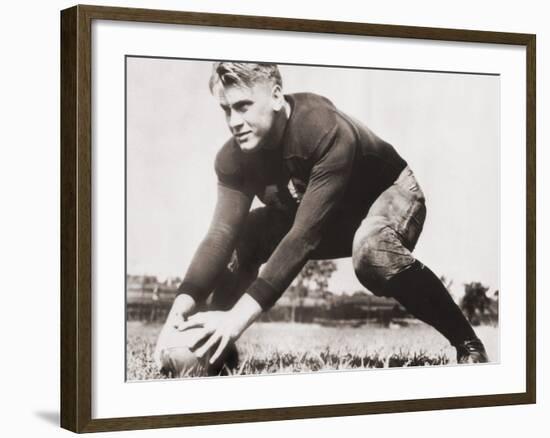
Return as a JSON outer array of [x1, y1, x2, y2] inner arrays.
[[271, 84, 285, 111]]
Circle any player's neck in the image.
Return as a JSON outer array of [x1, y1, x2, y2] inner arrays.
[[283, 98, 292, 120], [262, 104, 290, 151]]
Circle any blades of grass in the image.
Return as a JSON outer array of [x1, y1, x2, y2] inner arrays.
[[237, 357, 249, 375]]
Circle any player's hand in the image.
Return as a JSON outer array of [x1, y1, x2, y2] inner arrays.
[[153, 294, 197, 369], [167, 294, 197, 328], [175, 310, 240, 365], [177, 294, 262, 364]]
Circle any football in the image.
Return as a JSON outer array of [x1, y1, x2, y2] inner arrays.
[[159, 346, 206, 378], [156, 325, 239, 378], [156, 326, 209, 377]]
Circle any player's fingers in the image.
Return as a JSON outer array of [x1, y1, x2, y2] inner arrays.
[[210, 336, 229, 365], [194, 332, 220, 359], [188, 327, 215, 351], [173, 310, 202, 322], [174, 319, 203, 331]]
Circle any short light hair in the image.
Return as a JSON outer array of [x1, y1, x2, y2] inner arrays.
[[208, 62, 283, 93]]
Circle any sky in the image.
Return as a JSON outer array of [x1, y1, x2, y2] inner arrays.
[[126, 58, 499, 299]]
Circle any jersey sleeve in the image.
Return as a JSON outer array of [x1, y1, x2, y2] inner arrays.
[[245, 123, 356, 310], [177, 182, 253, 303]]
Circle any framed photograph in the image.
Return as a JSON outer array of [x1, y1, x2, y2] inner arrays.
[[60, 4, 536, 433]]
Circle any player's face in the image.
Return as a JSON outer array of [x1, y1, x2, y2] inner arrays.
[[214, 82, 281, 153]]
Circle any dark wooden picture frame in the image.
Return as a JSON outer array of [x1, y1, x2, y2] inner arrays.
[[61, 4, 536, 433]]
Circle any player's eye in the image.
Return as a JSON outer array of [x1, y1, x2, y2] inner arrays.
[[235, 102, 252, 113]]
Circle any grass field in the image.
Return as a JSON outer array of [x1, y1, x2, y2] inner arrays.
[[126, 320, 499, 381]]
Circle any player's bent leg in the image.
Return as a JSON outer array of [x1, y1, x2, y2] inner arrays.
[[352, 213, 488, 364], [352, 215, 417, 296], [382, 261, 489, 364], [352, 165, 426, 295]]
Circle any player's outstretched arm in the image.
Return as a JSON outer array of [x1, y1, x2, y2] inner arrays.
[[172, 125, 358, 365], [246, 124, 356, 311], [177, 183, 253, 304], [154, 183, 252, 371]]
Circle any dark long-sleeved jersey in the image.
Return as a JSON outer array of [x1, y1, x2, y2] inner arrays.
[[179, 92, 407, 310]]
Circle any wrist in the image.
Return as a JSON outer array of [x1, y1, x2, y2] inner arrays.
[[171, 293, 196, 315], [229, 294, 262, 333], [176, 281, 205, 304], [246, 278, 279, 311]]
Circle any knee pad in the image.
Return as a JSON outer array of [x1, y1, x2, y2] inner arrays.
[[353, 217, 416, 296]]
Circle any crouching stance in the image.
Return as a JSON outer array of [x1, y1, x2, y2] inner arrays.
[[155, 63, 488, 375]]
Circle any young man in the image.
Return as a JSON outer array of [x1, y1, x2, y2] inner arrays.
[[154, 62, 488, 374]]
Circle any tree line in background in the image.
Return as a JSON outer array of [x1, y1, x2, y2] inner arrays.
[[127, 261, 498, 327]]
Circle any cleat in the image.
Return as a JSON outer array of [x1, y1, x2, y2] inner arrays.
[[456, 338, 489, 364]]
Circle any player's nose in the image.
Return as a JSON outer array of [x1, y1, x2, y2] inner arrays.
[[228, 110, 244, 130]]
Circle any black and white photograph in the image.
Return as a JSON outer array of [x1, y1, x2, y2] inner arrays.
[[125, 58, 500, 381], [2, 0, 544, 434]]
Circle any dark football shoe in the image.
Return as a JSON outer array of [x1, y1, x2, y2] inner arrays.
[[456, 338, 489, 364]]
